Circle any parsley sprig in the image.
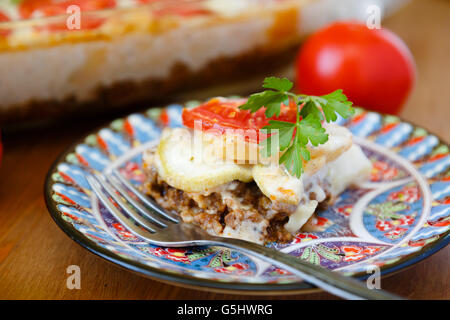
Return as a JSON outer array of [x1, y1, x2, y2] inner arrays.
[[240, 77, 354, 178]]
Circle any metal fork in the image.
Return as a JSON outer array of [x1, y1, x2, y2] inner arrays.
[[86, 169, 403, 300]]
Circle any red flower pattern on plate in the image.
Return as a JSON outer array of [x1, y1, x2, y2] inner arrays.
[[214, 263, 251, 275], [388, 185, 421, 203], [304, 216, 333, 232], [341, 245, 383, 262], [271, 267, 291, 275], [292, 233, 319, 244], [384, 227, 408, 240], [371, 160, 399, 181], [119, 162, 146, 183], [147, 247, 190, 263], [376, 220, 393, 231], [375, 213, 415, 240], [112, 222, 139, 241], [336, 204, 353, 217]]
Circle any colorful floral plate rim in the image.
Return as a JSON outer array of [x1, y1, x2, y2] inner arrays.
[[44, 102, 450, 294]]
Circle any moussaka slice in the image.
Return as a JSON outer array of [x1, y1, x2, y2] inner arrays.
[[142, 93, 371, 244]]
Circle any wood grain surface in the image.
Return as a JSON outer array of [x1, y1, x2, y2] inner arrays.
[[0, 0, 448, 300]]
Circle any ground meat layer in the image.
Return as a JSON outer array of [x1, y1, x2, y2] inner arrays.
[[142, 164, 296, 243]]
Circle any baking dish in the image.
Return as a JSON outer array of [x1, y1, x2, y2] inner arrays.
[[0, 0, 407, 125]]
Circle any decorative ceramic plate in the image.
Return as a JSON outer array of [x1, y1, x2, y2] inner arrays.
[[45, 102, 450, 294]]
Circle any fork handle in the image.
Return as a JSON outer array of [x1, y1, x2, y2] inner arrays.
[[209, 237, 403, 300]]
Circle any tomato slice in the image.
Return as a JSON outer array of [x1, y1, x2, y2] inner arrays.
[[19, 0, 116, 19], [41, 15, 106, 32], [153, 6, 211, 18], [0, 11, 9, 21], [138, 0, 211, 17], [0, 11, 10, 38], [182, 98, 297, 141], [19, 0, 116, 32]]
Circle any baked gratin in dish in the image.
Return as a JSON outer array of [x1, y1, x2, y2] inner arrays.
[[142, 94, 372, 244], [0, 0, 317, 124]]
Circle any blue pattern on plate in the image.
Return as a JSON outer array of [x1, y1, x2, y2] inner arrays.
[[47, 101, 450, 288], [375, 123, 413, 148]]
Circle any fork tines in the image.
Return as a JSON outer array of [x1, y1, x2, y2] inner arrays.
[[86, 169, 179, 240]]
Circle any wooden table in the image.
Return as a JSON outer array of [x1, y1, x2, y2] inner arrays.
[[0, 0, 448, 300]]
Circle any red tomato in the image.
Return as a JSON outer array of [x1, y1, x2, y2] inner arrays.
[[295, 22, 416, 115], [182, 98, 297, 141]]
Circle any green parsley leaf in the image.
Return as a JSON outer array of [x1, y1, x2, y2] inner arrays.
[[264, 120, 297, 129], [299, 145, 311, 162], [274, 115, 327, 178], [320, 89, 355, 122], [239, 77, 355, 178], [280, 144, 302, 178], [262, 77, 293, 92], [297, 114, 329, 146], [299, 100, 324, 121], [262, 121, 295, 153], [240, 91, 288, 118]]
